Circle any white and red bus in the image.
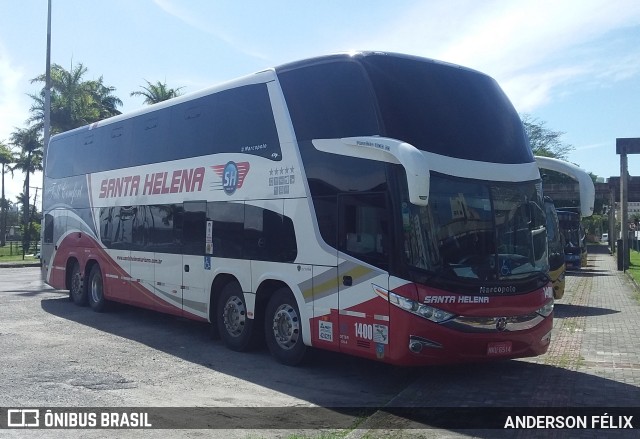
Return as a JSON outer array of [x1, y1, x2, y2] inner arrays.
[[41, 52, 553, 366]]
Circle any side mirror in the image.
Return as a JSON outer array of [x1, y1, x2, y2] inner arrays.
[[313, 136, 430, 206]]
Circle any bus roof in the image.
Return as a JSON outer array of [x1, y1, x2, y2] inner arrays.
[[535, 156, 595, 218], [275, 51, 485, 77]]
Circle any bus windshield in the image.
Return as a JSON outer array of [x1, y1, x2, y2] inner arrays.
[[557, 211, 584, 250], [403, 174, 548, 282]]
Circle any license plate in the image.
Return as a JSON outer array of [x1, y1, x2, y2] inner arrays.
[[487, 341, 512, 356]]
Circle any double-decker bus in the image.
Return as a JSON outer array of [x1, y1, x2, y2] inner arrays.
[[536, 156, 595, 297], [41, 52, 553, 366]]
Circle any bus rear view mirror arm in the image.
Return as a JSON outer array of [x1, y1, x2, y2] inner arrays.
[[312, 136, 430, 206]]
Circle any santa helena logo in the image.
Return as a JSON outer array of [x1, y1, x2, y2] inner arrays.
[[211, 161, 250, 195]]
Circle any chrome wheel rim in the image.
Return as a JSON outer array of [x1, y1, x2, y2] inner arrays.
[[223, 296, 246, 337], [90, 273, 102, 303], [272, 304, 300, 350]]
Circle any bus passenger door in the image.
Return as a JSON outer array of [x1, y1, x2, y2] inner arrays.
[[181, 201, 208, 320], [305, 196, 340, 352], [337, 193, 391, 361], [151, 204, 184, 315]]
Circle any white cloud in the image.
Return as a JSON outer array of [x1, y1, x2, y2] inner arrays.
[[596, 53, 640, 82], [0, 44, 27, 142], [152, 0, 270, 61], [350, 0, 640, 112], [574, 141, 608, 151], [0, 42, 32, 204], [500, 66, 588, 112]]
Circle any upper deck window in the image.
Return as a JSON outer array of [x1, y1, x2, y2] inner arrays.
[[361, 55, 531, 164], [278, 60, 381, 141], [278, 54, 531, 164], [46, 83, 280, 178]]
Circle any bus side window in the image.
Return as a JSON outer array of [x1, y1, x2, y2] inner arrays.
[[103, 123, 132, 174], [212, 85, 281, 160], [183, 201, 207, 256], [48, 137, 76, 178], [99, 207, 115, 247], [338, 193, 389, 270], [312, 196, 338, 249], [148, 204, 182, 254], [44, 214, 54, 244], [132, 113, 170, 167], [244, 205, 298, 263], [207, 202, 244, 259]]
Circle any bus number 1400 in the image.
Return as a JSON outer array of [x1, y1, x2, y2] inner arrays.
[[354, 322, 373, 340]]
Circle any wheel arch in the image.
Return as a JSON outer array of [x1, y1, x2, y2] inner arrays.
[[208, 273, 241, 324], [84, 258, 100, 277], [255, 279, 290, 331]]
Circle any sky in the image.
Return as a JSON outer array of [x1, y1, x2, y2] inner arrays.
[[1, 0, 640, 207]]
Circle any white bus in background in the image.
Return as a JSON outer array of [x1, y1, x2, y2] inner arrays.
[[536, 156, 595, 298]]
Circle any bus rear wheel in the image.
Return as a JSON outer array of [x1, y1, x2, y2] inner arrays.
[[265, 288, 307, 366], [87, 264, 108, 312], [216, 281, 258, 352], [69, 261, 87, 306]]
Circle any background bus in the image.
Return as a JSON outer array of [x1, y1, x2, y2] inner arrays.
[[543, 197, 565, 298], [536, 156, 595, 297], [42, 52, 553, 366], [556, 210, 587, 270]]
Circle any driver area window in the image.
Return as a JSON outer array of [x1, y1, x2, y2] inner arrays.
[[338, 193, 389, 270]]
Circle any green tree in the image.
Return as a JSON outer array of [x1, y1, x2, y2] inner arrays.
[[522, 114, 574, 160], [0, 142, 15, 246], [522, 114, 585, 184], [29, 63, 122, 134], [583, 213, 608, 239], [86, 76, 124, 120], [131, 80, 184, 105], [9, 126, 42, 257]]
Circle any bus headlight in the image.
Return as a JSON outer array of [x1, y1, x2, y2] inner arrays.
[[389, 291, 456, 323], [536, 300, 554, 318]]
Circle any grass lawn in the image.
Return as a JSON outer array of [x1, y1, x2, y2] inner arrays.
[[0, 242, 40, 263], [628, 250, 640, 302]]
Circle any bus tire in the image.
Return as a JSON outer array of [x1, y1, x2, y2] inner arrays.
[[264, 288, 307, 366], [216, 281, 258, 352], [87, 264, 108, 312], [69, 261, 87, 306]]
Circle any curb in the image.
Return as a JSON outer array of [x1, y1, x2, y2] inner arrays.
[[0, 262, 41, 268]]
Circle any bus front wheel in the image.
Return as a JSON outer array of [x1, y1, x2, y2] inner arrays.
[[264, 288, 307, 366], [87, 264, 107, 312], [69, 261, 87, 306], [216, 281, 258, 352]]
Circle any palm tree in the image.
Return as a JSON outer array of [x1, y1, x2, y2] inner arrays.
[[9, 127, 42, 256], [131, 80, 184, 105], [86, 76, 123, 120], [29, 63, 122, 134], [0, 142, 15, 246]]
